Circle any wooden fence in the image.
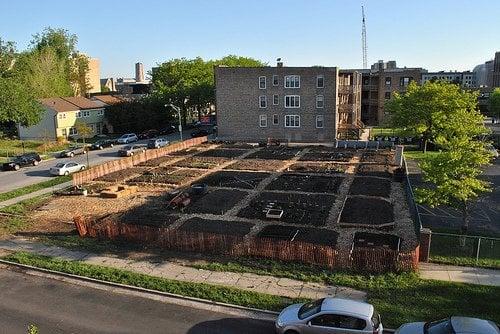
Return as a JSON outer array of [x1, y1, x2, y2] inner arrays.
[[72, 136, 208, 186], [74, 216, 419, 273]]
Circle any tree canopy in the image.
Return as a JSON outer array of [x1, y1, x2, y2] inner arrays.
[[385, 81, 487, 152], [490, 88, 500, 119]]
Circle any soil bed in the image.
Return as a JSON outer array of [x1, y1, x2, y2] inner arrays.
[[218, 143, 256, 149], [361, 150, 395, 164], [237, 191, 335, 226], [195, 149, 248, 159], [174, 157, 228, 169], [265, 173, 342, 193], [353, 232, 401, 250], [245, 147, 301, 160], [287, 163, 348, 174], [95, 167, 148, 183], [178, 217, 253, 236], [357, 164, 395, 178], [257, 224, 339, 246], [339, 197, 394, 227], [349, 177, 392, 198], [224, 159, 285, 172], [196, 171, 270, 189], [119, 208, 179, 228], [137, 156, 176, 167], [140, 168, 202, 185], [299, 150, 355, 162], [184, 189, 248, 215], [127, 167, 178, 184]]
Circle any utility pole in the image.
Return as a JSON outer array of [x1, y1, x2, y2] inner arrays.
[[166, 103, 183, 141], [362, 5, 368, 69]]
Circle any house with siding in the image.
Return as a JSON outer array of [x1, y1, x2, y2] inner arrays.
[[18, 97, 107, 140]]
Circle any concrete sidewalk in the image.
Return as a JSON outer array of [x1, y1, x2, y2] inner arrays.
[[419, 262, 500, 286], [0, 238, 366, 301], [0, 181, 72, 209]]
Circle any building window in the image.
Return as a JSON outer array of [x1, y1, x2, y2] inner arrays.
[[385, 77, 391, 86], [317, 75, 324, 88], [316, 115, 324, 128], [316, 95, 324, 108], [259, 95, 267, 108], [400, 77, 412, 86], [82, 110, 90, 117], [69, 127, 78, 136], [273, 94, 279, 105], [96, 109, 104, 116], [259, 76, 266, 89], [272, 114, 279, 125], [363, 78, 370, 85], [76, 111, 82, 118], [285, 115, 300, 127], [284, 75, 300, 88], [284, 95, 300, 108], [61, 128, 67, 137], [272, 75, 279, 86], [259, 114, 267, 127], [385, 92, 391, 99], [58, 113, 66, 119]]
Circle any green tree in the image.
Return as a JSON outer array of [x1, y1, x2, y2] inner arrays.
[[490, 88, 500, 119], [385, 81, 486, 152], [0, 38, 16, 76], [74, 120, 93, 144], [416, 139, 492, 233], [0, 77, 43, 126]]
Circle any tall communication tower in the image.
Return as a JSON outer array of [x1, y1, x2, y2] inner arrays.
[[362, 5, 368, 69]]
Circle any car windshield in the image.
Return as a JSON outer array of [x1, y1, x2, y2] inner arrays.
[[148, 139, 156, 144], [123, 146, 132, 150], [55, 163, 65, 168], [424, 319, 454, 334], [298, 298, 324, 320]]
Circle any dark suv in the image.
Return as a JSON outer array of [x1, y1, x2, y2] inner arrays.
[[2, 152, 42, 171]]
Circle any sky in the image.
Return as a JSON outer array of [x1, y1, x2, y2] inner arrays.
[[1, 0, 499, 78]]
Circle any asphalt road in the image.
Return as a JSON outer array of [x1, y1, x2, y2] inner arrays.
[[0, 268, 275, 334], [0, 130, 196, 194]]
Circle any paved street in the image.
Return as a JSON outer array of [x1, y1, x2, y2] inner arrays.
[[0, 130, 196, 194], [0, 268, 275, 334]]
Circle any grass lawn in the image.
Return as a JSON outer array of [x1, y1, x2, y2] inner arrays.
[[0, 195, 49, 236], [404, 150, 441, 161], [0, 139, 68, 159], [370, 127, 405, 138], [0, 176, 71, 202], [2, 251, 299, 313]]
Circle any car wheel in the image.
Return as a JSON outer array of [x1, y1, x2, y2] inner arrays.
[[110, 144, 114, 148], [80, 166, 86, 170], [14, 165, 20, 171], [130, 152, 134, 156], [33, 160, 39, 166], [99, 146, 104, 150], [64, 171, 70, 176], [69, 152, 74, 158], [284, 331, 299, 334]]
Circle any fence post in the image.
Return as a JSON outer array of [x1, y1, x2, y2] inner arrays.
[[476, 237, 481, 263], [419, 228, 432, 262]]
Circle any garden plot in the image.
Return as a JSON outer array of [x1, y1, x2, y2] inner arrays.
[[174, 156, 228, 169], [137, 156, 176, 167], [184, 189, 248, 215], [167, 147, 208, 156], [132, 168, 202, 185], [95, 167, 148, 183], [257, 224, 339, 246], [218, 143, 256, 149], [287, 162, 348, 174], [196, 171, 270, 189], [299, 149, 355, 162], [195, 148, 249, 159], [119, 206, 179, 228], [237, 191, 336, 226], [127, 167, 178, 184], [265, 173, 342, 193], [349, 176, 392, 198], [353, 232, 401, 251], [357, 164, 396, 178], [339, 197, 394, 228], [244, 147, 302, 160], [224, 159, 285, 172], [179, 217, 254, 236], [361, 150, 395, 164]]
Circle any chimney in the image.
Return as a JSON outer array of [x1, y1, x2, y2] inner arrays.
[[135, 62, 144, 82], [277, 58, 283, 67]]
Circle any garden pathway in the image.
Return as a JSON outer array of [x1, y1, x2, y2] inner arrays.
[[419, 262, 500, 286], [0, 181, 72, 209], [0, 237, 367, 301]]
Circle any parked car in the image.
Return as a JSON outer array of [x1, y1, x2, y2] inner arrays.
[[160, 125, 176, 135], [116, 133, 138, 144], [59, 145, 89, 158], [147, 138, 169, 149], [395, 317, 500, 334], [90, 139, 115, 150], [49, 162, 86, 176], [2, 152, 42, 171], [138, 129, 159, 139], [118, 145, 146, 157], [275, 297, 383, 334], [191, 129, 210, 138]]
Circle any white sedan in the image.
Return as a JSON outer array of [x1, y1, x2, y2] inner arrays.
[[50, 162, 86, 176]]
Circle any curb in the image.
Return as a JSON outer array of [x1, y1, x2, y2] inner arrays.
[[0, 258, 279, 320]]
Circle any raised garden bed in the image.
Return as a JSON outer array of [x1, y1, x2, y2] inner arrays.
[[95, 167, 147, 183], [361, 150, 395, 164], [118, 204, 179, 227], [257, 224, 339, 246], [237, 191, 335, 226], [137, 156, 175, 167], [196, 171, 270, 189], [135, 168, 202, 185], [218, 142, 256, 149], [357, 164, 395, 178], [195, 149, 248, 159], [178, 217, 253, 236], [299, 150, 355, 162], [353, 232, 401, 250], [174, 156, 228, 169], [127, 167, 178, 184], [184, 189, 248, 215], [339, 197, 394, 228], [224, 159, 285, 172], [287, 162, 348, 174], [349, 176, 392, 198], [167, 147, 207, 156], [265, 173, 342, 193], [244, 147, 301, 160]]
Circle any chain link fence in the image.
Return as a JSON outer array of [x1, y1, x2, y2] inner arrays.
[[430, 232, 500, 268]]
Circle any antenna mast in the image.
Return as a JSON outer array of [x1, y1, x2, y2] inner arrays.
[[362, 5, 368, 69]]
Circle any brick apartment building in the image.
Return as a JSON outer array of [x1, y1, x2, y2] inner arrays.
[[214, 63, 362, 143]]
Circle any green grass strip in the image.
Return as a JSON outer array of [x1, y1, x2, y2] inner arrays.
[[2, 252, 300, 312], [0, 176, 71, 203]]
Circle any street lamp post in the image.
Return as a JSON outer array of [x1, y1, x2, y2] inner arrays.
[[166, 103, 183, 141]]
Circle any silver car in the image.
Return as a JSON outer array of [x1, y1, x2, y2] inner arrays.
[[395, 317, 500, 334], [118, 145, 146, 157], [50, 162, 86, 176], [275, 297, 383, 334]]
